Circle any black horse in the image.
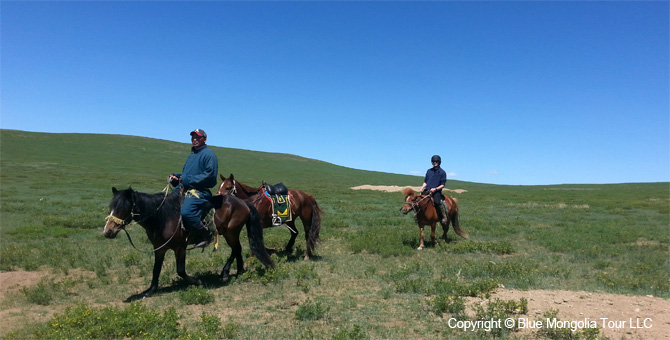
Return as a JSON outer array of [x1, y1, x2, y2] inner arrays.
[[103, 187, 273, 299]]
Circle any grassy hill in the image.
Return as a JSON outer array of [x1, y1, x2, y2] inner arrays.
[[1, 129, 668, 339]]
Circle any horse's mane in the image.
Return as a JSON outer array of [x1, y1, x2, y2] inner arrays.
[[402, 187, 415, 197], [238, 181, 261, 196], [114, 188, 181, 225]]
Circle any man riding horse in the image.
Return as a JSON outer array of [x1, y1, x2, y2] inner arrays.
[[168, 129, 218, 249], [420, 155, 449, 225]]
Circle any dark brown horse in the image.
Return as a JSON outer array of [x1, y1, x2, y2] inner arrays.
[[209, 194, 274, 281], [217, 174, 322, 259], [400, 187, 469, 250], [103, 187, 273, 298]]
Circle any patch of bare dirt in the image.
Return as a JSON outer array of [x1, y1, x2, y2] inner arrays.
[[466, 289, 669, 339], [0, 270, 47, 302], [351, 185, 468, 194], [0, 270, 98, 336]]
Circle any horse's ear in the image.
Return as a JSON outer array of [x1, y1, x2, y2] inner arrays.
[[112, 187, 118, 194], [402, 187, 415, 197], [229, 173, 234, 180], [220, 174, 225, 181]]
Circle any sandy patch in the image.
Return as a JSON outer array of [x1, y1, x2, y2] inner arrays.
[[0, 270, 47, 302], [351, 185, 468, 194], [466, 289, 669, 339]]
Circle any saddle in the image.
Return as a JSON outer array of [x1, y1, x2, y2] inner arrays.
[[265, 182, 288, 196], [262, 182, 292, 226]]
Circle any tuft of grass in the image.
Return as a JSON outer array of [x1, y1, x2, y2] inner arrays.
[[472, 297, 528, 338], [33, 303, 184, 339], [295, 298, 330, 321], [439, 240, 516, 255], [178, 285, 215, 305]]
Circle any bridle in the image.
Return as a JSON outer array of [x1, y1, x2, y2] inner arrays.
[[220, 179, 238, 196], [403, 194, 432, 215], [105, 185, 178, 253]]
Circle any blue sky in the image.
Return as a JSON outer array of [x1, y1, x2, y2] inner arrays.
[[2, 1, 668, 185]]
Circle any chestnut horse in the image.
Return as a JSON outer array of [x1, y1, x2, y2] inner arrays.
[[400, 187, 469, 250], [209, 194, 274, 281], [103, 187, 273, 298], [217, 174, 321, 259]]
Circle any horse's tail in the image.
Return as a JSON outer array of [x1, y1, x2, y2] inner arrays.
[[306, 195, 322, 254], [244, 201, 274, 268], [450, 201, 469, 239]]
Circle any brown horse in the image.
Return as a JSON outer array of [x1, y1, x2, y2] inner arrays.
[[400, 187, 469, 250], [103, 187, 273, 298], [217, 174, 322, 259], [209, 194, 274, 281]]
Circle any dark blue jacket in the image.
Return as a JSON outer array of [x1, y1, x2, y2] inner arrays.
[[424, 166, 447, 193], [175, 145, 218, 191]]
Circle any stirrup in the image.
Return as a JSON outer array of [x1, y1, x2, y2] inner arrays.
[[193, 240, 210, 249], [271, 214, 282, 226]]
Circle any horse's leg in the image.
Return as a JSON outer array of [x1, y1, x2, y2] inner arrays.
[[418, 227, 425, 250], [221, 250, 236, 283], [175, 246, 201, 286], [440, 215, 451, 243], [220, 231, 243, 282], [144, 249, 166, 297], [285, 221, 299, 254], [234, 243, 244, 275], [299, 209, 314, 260], [430, 222, 437, 246]]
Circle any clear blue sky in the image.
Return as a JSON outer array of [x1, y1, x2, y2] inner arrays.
[[2, 1, 668, 185]]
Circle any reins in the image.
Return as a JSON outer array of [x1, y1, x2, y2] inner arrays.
[[108, 181, 181, 253], [404, 194, 432, 216]]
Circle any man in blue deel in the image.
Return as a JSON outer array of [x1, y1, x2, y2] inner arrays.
[[420, 155, 449, 225], [169, 129, 218, 249]]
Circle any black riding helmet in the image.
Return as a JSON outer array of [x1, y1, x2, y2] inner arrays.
[[431, 155, 441, 165]]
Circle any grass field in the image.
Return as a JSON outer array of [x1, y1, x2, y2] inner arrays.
[[1, 129, 668, 339]]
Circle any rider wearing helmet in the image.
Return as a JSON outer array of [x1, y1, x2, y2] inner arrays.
[[420, 155, 449, 225]]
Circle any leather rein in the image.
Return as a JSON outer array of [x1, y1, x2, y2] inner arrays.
[[105, 185, 179, 253], [403, 194, 433, 215]]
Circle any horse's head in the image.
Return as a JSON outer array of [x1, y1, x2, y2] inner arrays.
[[103, 187, 136, 238], [218, 173, 237, 196], [400, 187, 420, 214]]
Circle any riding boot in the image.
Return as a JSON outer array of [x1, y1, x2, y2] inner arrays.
[[191, 222, 214, 249], [438, 202, 449, 225]]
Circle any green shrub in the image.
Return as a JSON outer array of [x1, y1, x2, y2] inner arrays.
[[35, 303, 183, 339], [431, 294, 466, 316], [472, 297, 528, 338], [331, 324, 366, 340], [537, 309, 602, 340], [295, 298, 330, 321], [178, 285, 215, 305], [22, 279, 55, 306]]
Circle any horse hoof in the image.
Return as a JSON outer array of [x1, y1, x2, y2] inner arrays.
[[220, 275, 230, 283], [417, 246, 423, 250]]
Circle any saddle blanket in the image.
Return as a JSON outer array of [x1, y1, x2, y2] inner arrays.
[[263, 189, 293, 225]]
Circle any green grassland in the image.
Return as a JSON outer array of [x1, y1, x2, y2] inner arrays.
[[1, 129, 668, 339]]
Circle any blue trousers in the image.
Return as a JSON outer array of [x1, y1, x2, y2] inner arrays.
[[178, 189, 212, 229]]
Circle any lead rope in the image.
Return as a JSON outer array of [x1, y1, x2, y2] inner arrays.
[[121, 179, 180, 253]]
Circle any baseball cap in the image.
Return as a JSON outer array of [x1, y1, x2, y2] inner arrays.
[[190, 129, 207, 138]]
